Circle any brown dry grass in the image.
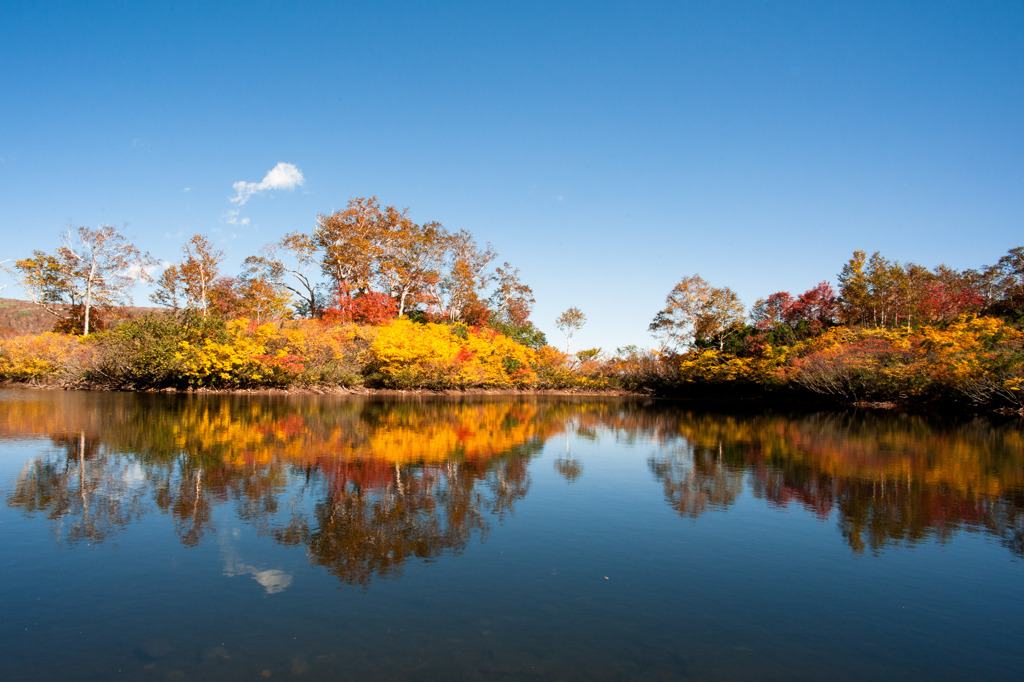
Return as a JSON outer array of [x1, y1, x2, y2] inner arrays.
[[0, 297, 165, 337]]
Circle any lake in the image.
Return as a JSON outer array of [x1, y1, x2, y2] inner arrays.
[[0, 389, 1021, 680]]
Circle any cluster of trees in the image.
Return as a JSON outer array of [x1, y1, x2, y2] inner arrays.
[[635, 246, 1024, 410], [8, 197, 560, 348], [6, 207, 1021, 408], [650, 246, 1024, 354], [238, 196, 547, 345]]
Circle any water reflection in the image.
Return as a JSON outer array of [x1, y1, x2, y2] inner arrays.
[[643, 410, 1024, 555], [2, 392, 552, 586], [2, 391, 1023, 579]]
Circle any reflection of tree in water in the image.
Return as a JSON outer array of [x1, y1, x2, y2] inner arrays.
[[4, 392, 1024, 565], [554, 457, 583, 483], [752, 463, 1024, 556], [553, 419, 584, 484], [7, 431, 147, 545], [648, 441, 745, 517], [643, 409, 1024, 556], [269, 448, 537, 587], [3, 393, 546, 586]]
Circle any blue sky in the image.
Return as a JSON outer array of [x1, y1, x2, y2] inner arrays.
[[2, 0, 1021, 352]]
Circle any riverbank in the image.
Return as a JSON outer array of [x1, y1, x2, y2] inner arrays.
[[5, 379, 1022, 419], [1, 313, 1022, 415]]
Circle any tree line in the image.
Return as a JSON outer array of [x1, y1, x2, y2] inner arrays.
[[649, 245, 1024, 354], [7, 197, 562, 347]]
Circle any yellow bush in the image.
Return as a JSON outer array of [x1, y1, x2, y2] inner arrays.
[[175, 319, 275, 386], [0, 333, 90, 382], [367, 319, 548, 389]]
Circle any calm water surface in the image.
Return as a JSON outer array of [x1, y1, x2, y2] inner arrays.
[[1, 389, 1022, 680]]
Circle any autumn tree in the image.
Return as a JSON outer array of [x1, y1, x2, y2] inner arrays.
[[429, 229, 495, 323], [315, 196, 386, 300], [480, 262, 543, 347], [837, 250, 870, 325], [650, 274, 745, 351], [381, 220, 450, 317], [152, 234, 223, 317], [16, 225, 155, 336], [982, 246, 1024, 321], [150, 264, 183, 310], [924, 264, 984, 323], [839, 249, 993, 329], [14, 250, 78, 316], [243, 232, 324, 318], [555, 306, 586, 354], [203, 276, 292, 322], [789, 281, 839, 332], [751, 291, 795, 330]]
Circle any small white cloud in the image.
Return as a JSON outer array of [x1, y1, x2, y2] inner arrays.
[[123, 263, 160, 280], [252, 570, 293, 594], [225, 209, 251, 226], [230, 162, 305, 205], [220, 531, 293, 594], [183, 187, 191, 192]]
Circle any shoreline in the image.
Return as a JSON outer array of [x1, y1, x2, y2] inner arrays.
[[3, 380, 1020, 417], [0, 380, 645, 399]]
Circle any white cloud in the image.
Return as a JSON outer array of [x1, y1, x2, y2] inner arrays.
[[225, 209, 250, 226], [220, 530, 293, 594], [123, 262, 160, 280], [183, 187, 191, 192], [230, 162, 305, 205]]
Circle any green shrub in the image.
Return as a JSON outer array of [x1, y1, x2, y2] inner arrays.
[[88, 314, 187, 388]]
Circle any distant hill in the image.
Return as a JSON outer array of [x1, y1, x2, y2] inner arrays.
[[0, 298, 165, 336]]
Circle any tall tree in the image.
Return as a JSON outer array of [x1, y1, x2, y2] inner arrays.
[[925, 264, 984, 322], [17, 225, 155, 336], [649, 274, 745, 351], [315, 197, 385, 300], [983, 246, 1024, 320], [150, 263, 183, 310], [180, 235, 223, 316], [789, 281, 839, 331], [430, 229, 495, 322], [243, 232, 324, 318], [206, 276, 293, 322], [152, 235, 224, 317], [489, 262, 536, 329], [751, 291, 796, 330], [865, 251, 899, 327], [837, 250, 870, 325], [555, 306, 586, 354], [382, 220, 450, 317], [14, 250, 78, 316]]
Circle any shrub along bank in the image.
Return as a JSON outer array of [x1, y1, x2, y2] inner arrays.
[[0, 313, 605, 391], [1, 313, 1021, 412], [613, 316, 1024, 412]]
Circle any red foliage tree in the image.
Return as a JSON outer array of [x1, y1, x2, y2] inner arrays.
[[789, 281, 839, 331], [921, 281, 984, 323], [323, 290, 398, 325], [751, 291, 795, 330]]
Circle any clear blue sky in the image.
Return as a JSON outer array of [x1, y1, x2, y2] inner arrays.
[[2, 0, 1021, 352]]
